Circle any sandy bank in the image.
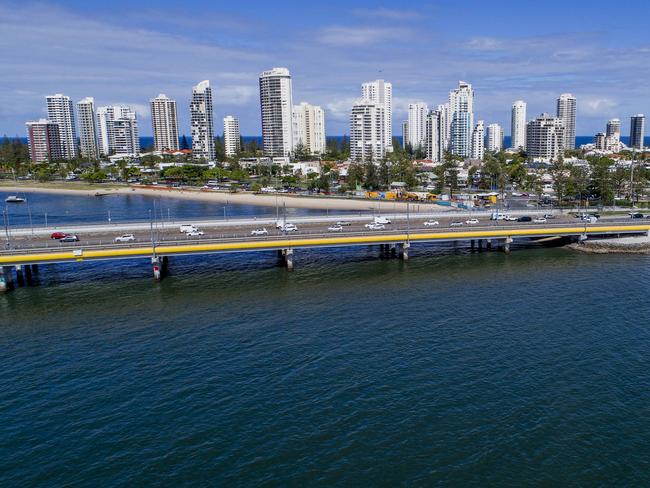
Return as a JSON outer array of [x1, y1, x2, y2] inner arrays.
[[0, 183, 450, 213], [567, 234, 650, 254]]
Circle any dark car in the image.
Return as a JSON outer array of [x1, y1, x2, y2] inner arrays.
[[631, 213, 645, 219], [517, 216, 532, 222]]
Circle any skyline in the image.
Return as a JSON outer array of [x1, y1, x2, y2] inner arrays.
[[1, 0, 649, 137]]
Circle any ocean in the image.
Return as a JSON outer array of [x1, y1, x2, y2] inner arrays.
[[1, 190, 650, 486]]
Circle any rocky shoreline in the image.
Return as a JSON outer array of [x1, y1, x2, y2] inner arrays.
[[567, 238, 650, 254]]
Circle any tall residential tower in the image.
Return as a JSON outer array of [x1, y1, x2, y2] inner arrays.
[[190, 80, 216, 161], [511, 100, 526, 151], [292, 102, 326, 155], [259, 67, 294, 159], [150, 94, 179, 152], [362, 79, 392, 152], [557, 93, 577, 150], [223, 116, 241, 157], [76, 97, 99, 160], [46, 93, 77, 159], [630, 114, 645, 149]]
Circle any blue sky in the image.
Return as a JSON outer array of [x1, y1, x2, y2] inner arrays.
[[1, 0, 649, 137]]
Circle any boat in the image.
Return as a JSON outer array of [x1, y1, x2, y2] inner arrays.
[[4, 196, 26, 203]]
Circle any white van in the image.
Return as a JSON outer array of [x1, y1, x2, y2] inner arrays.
[[374, 216, 391, 225], [179, 224, 198, 233]]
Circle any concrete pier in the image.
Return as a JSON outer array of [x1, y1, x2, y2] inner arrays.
[[284, 249, 294, 271], [398, 242, 410, 260], [152, 256, 162, 280]]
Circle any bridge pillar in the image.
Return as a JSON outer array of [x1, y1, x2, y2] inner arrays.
[[486, 239, 492, 250], [579, 234, 588, 244], [0, 266, 14, 292], [152, 256, 162, 281], [284, 249, 294, 271], [31, 264, 39, 274], [15, 265, 24, 287], [478, 239, 483, 250], [471, 239, 475, 250], [24, 264, 33, 283], [398, 242, 410, 260], [502, 236, 513, 254], [390, 243, 397, 257], [161, 256, 169, 277]]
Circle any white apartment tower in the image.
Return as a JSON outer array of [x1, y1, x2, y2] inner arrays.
[[223, 116, 241, 157], [486, 123, 504, 152], [191, 80, 216, 161], [259, 67, 294, 159], [471, 120, 485, 160], [407, 102, 428, 150], [425, 107, 446, 163], [150, 94, 179, 152], [362, 79, 392, 152], [606, 118, 621, 141], [511, 100, 526, 150], [292, 102, 326, 155], [526, 113, 565, 160], [350, 99, 385, 162], [76, 97, 99, 160], [96, 106, 139, 156], [557, 93, 577, 150], [26, 119, 62, 163], [449, 81, 474, 157], [46, 93, 78, 159]]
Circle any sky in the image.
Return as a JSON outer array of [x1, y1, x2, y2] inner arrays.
[[1, 0, 649, 138]]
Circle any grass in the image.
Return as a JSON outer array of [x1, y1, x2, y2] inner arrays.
[[0, 180, 125, 191]]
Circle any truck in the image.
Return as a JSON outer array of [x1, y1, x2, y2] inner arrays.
[[179, 224, 198, 233]]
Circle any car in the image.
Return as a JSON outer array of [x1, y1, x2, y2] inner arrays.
[[516, 216, 532, 222], [114, 234, 136, 243], [581, 214, 596, 221], [59, 234, 79, 242], [543, 214, 555, 219], [180, 224, 198, 233], [250, 228, 268, 236], [50, 231, 67, 240], [366, 223, 385, 230], [490, 213, 507, 220], [504, 215, 517, 221], [336, 221, 352, 226], [423, 220, 439, 226], [276, 220, 297, 229], [465, 218, 480, 225], [450, 221, 463, 227], [186, 230, 204, 237], [533, 217, 547, 223], [279, 223, 298, 232], [374, 216, 391, 224], [631, 213, 645, 219], [328, 225, 343, 232]]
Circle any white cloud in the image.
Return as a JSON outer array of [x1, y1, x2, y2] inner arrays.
[[318, 26, 412, 46]]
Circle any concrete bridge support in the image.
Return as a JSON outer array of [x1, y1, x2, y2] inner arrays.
[[152, 256, 162, 281], [15, 265, 25, 287], [284, 249, 294, 271], [398, 242, 410, 260], [0, 266, 14, 292], [501, 236, 513, 254]]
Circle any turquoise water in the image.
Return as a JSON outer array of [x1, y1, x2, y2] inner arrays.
[[1, 193, 650, 486]]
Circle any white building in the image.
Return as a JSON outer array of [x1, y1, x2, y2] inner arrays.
[[486, 123, 504, 152], [292, 102, 326, 155], [26, 119, 62, 163], [223, 116, 241, 157], [191, 80, 216, 161], [470, 120, 485, 160], [350, 99, 385, 162], [407, 102, 428, 150], [606, 118, 621, 141], [259, 67, 294, 159], [526, 113, 565, 160], [46, 93, 77, 159], [96, 105, 139, 157], [150, 94, 179, 152], [557, 93, 577, 150], [511, 100, 526, 150], [362, 79, 392, 152], [449, 81, 474, 158], [425, 107, 445, 163], [77, 97, 99, 160]]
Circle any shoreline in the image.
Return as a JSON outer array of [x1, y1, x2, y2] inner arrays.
[[0, 182, 449, 213], [567, 234, 650, 254]]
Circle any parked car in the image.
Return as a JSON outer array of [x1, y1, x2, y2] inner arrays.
[[250, 228, 268, 236], [517, 216, 532, 222], [533, 217, 547, 223], [450, 221, 463, 227], [50, 231, 67, 239], [366, 223, 385, 230], [59, 234, 79, 242], [336, 221, 352, 226], [466, 218, 480, 225], [328, 225, 343, 232], [114, 234, 136, 243], [423, 220, 439, 226]]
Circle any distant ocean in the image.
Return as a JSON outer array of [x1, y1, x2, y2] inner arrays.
[[11, 135, 650, 150]]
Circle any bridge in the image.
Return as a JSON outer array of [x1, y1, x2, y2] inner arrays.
[[1, 209, 649, 291]]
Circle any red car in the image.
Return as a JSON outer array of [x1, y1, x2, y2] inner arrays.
[[50, 232, 67, 239]]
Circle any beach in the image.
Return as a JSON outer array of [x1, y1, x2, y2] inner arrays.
[[0, 182, 447, 213]]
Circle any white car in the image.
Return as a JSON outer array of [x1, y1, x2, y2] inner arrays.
[[504, 215, 517, 221], [280, 223, 298, 232], [423, 220, 439, 226], [336, 221, 352, 226], [250, 228, 268, 236], [465, 218, 479, 225], [533, 217, 547, 223], [114, 234, 136, 243], [328, 225, 343, 232], [366, 223, 385, 230], [186, 230, 204, 237]]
